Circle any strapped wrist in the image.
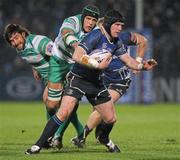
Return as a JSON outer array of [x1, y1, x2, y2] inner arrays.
[[80, 55, 99, 68], [64, 33, 78, 46], [137, 63, 143, 70], [136, 56, 143, 63], [88, 58, 99, 68]]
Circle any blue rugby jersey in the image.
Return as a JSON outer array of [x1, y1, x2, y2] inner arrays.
[[72, 29, 126, 83], [103, 31, 134, 83]]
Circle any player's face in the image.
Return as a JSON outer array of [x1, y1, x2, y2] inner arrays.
[[110, 22, 123, 38], [9, 32, 26, 50], [83, 16, 97, 32]]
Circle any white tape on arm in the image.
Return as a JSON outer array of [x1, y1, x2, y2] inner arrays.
[[137, 63, 143, 70], [80, 55, 99, 68], [136, 56, 143, 63], [88, 58, 99, 68], [64, 33, 78, 46]]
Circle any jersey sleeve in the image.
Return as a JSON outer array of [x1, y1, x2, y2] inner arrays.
[[31, 35, 53, 56], [78, 30, 101, 54], [60, 16, 80, 33]]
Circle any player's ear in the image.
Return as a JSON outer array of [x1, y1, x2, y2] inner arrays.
[[22, 32, 26, 38]]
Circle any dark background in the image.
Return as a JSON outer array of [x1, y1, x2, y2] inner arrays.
[[0, 0, 179, 102]]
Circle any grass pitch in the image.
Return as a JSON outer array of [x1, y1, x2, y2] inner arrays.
[[0, 102, 180, 160]]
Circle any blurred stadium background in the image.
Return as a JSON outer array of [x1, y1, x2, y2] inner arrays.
[[0, 0, 179, 103]]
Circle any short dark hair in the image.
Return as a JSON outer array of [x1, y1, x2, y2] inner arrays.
[[4, 24, 30, 45]]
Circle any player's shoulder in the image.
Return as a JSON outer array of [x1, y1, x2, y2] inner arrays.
[[119, 31, 132, 45], [26, 34, 51, 49], [88, 29, 102, 38], [25, 34, 35, 47], [26, 34, 35, 41], [119, 31, 131, 39], [82, 29, 102, 43], [61, 14, 81, 32], [27, 34, 48, 41], [92, 28, 101, 34], [64, 14, 81, 25]]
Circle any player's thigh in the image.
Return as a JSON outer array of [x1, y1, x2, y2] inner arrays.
[[43, 86, 48, 103], [90, 110, 101, 120], [46, 81, 63, 108], [108, 89, 121, 103], [63, 72, 87, 100], [94, 100, 116, 124], [48, 56, 70, 84], [56, 95, 78, 121], [48, 81, 63, 90], [108, 79, 131, 103], [47, 56, 70, 106]]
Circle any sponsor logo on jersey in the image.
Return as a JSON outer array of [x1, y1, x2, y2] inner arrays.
[[102, 43, 108, 49], [46, 43, 53, 54], [66, 89, 73, 95]]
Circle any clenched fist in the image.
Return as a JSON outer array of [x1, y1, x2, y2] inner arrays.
[[142, 59, 158, 70]]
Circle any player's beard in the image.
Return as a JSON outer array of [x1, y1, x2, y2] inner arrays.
[[17, 37, 26, 50]]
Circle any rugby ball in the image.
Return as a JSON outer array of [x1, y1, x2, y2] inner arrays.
[[89, 49, 111, 63]]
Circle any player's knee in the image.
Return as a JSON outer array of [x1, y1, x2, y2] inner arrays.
[[93, 111, 101, 119], [46, 87, 63, 108], [46, 100, 59, 109], [56, 107, 69, 121], [104, 115, 116, 124]]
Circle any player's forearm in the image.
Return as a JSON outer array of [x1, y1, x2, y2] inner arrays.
[[73, 46, 99, 68], [70, 41, 79, 50], [62, 29, 78, 48], [126, 58, 142, 70], [120, 54, 142, 70], [72, 46, 86, 63]]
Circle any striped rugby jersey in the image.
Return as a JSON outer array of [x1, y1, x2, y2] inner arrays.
[[17, 34, 53, 83], [53, 14, 89, 63]]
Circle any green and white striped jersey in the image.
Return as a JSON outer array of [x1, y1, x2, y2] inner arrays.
[[17, 34, 53, 84], [53, 14, 88, 63]]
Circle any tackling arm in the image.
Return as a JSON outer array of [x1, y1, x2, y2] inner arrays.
[[60, 16, 80, 49], [72, 46, 99, 68], [72, 46, 112, 69], [61, 29, 78, 49], [131, 32, 148, 63], [33, 35, 53, 57]]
